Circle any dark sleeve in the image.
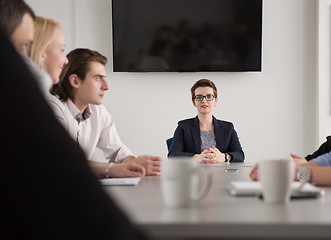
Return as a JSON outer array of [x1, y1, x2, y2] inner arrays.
[[168, 125, 195, 157], [227, 127, 245, 162], [0, 32, 149, 240], [305, 136, 331, 161]]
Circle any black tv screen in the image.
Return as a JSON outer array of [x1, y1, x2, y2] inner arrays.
[[112, 0, 262, 72]]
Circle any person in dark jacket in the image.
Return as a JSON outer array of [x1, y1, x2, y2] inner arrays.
[[291, 136, 331, 164], [305, 136, 331, 160], [0, 27, 149, 240], [168, 79, 244, 163], [0, 0, 35, 55]]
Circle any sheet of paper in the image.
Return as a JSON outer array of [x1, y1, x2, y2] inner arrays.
[[228, 181, 324, 196], [99, 177, 141, 186]]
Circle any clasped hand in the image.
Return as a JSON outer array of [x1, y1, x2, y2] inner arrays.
[[199, 146, 225, 163]]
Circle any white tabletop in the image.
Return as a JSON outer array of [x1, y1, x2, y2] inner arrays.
[[103, 162, 331, 239]]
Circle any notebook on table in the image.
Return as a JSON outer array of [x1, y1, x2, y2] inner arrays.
[[227, 181, 325, 199]]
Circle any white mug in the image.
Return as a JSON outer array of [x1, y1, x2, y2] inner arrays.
[[259, 159, 295, 204], [161, 158, 212, 207]]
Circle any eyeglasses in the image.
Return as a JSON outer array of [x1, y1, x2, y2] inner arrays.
[[193, 94, 215, 102]]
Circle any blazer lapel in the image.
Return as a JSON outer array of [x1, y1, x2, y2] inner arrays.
[[213, 116, 224, 150], [191, 116, 201, 153]]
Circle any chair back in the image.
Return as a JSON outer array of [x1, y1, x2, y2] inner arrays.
[[166, 137, 173, 152]]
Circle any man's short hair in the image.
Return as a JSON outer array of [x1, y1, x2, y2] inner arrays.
[[51, 48, 108, 102], [0, 0, 35, 37]]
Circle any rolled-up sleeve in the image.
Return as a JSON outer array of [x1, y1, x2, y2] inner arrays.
[[311, 151, 331, 166]]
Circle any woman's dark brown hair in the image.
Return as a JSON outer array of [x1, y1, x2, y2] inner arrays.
[[190, 79, 218, 104]]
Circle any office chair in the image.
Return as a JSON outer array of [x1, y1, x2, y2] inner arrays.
[[166, 137, 173, 152]]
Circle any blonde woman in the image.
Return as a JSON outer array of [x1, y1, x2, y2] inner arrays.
[[27, 16, 146, 179], [27, 16, 68, 84]]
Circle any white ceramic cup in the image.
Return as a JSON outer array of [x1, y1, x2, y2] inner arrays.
[[259, 159, 295, 204], [161, 158, 212, 207]]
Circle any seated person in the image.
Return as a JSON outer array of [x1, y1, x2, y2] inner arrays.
[[168, 79, 245, 163], [291, 135, 331, 164], [26, 16, 145, 178], [0, 21, 148, 239], [27, 16, 68, 89], [250, 138, 331, 185], [49, 48, 161, 176], [0, 0, 51, 96], [250, 152, 331, 186], [0, 0, 35, 56]]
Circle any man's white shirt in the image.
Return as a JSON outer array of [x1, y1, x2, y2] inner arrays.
[[48, 96, 132, 162]]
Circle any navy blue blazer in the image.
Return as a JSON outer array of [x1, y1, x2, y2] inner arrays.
[[168, 116, 245, 162]]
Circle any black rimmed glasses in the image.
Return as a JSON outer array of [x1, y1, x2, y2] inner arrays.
[[193, 94, 215, 102]]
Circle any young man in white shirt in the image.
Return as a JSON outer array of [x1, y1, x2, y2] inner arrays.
[[0, 0, 144, 178], [49, 48, 161, 177]]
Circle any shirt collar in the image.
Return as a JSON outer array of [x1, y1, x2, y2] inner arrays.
[[67, 99, 92, 123]]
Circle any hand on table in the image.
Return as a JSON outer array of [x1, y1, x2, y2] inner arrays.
[[133, 155, 161, 176], [249, 163, 259, 181], [249, 157, 308, 181], [109, 162, 145, 178]]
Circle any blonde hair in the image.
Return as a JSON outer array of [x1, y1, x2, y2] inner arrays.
[[27, 16, 61, 67]]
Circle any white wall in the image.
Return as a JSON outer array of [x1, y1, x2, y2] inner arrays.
[[26, 0, 319, 161], [318, 0, 331, 146]]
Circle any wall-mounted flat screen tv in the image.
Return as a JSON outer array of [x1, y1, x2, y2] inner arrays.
[[112, 0, 262, 72]]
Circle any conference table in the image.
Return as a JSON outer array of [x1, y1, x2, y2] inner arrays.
[[102, 162, 331, 240]]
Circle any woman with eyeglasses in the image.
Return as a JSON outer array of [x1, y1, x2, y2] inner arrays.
[[168, 79, 245, 163]]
